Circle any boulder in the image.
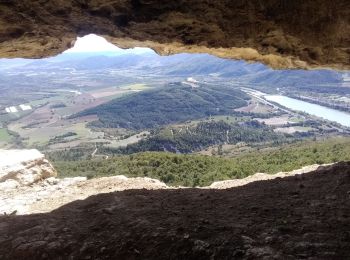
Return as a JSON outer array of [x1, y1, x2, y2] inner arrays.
[[0, 149, 56, 186]]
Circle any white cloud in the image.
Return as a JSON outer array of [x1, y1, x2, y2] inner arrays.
[[64, 34, 153, 55]]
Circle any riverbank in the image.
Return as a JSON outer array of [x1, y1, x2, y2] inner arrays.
[[264, 95, 350, 127]]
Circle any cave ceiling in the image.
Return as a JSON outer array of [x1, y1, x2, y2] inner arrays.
[[0, 0, 349, 69]]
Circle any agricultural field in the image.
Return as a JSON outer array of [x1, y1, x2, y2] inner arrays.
[[256, 116, 299, 126], [120, 83, 151, 91], [235, 99, 275, 114], [274, 126, 314, 134], [0, 128, 14, 149], [0, 128, 11, 142], [3, 83, 154, 150], [8, 116, 99, 147], [104, 131, 150, 149]]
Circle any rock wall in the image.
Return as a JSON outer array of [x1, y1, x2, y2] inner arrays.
[[0, 0, 349, 69], [0, 149, 56, 187]]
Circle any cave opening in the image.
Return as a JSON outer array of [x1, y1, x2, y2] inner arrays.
[[0, 33, 349, 186]]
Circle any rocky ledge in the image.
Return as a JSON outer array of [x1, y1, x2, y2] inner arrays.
[[0, 149, 56, 188]]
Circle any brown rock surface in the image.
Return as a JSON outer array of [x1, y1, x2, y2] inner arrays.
[[0, 162, 349, 259], [0, 0, 349, 69]]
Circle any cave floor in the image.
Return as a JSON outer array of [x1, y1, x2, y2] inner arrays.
[[0, 162, 349, 259]]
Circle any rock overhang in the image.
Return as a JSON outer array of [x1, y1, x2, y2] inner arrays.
[[0, 0, 349, 70]]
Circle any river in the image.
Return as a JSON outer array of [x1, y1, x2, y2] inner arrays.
[[264, 95, 350, 127]]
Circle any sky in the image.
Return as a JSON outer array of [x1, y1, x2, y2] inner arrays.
[[64, 34, 153, 55]]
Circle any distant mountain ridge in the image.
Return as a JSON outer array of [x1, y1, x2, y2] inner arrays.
[[2, 51, 344, 87]]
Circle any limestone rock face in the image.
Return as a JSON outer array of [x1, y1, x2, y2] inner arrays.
[[0, 149, 57, 186], [0, 1, 349, 69]]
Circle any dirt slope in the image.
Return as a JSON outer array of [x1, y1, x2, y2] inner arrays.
[[0, 162, 349, 259]]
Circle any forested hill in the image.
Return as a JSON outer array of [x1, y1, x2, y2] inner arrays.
[[112, 120, 285, 154], [52, 137, 350, 187], [74, 84, 249, 130]]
